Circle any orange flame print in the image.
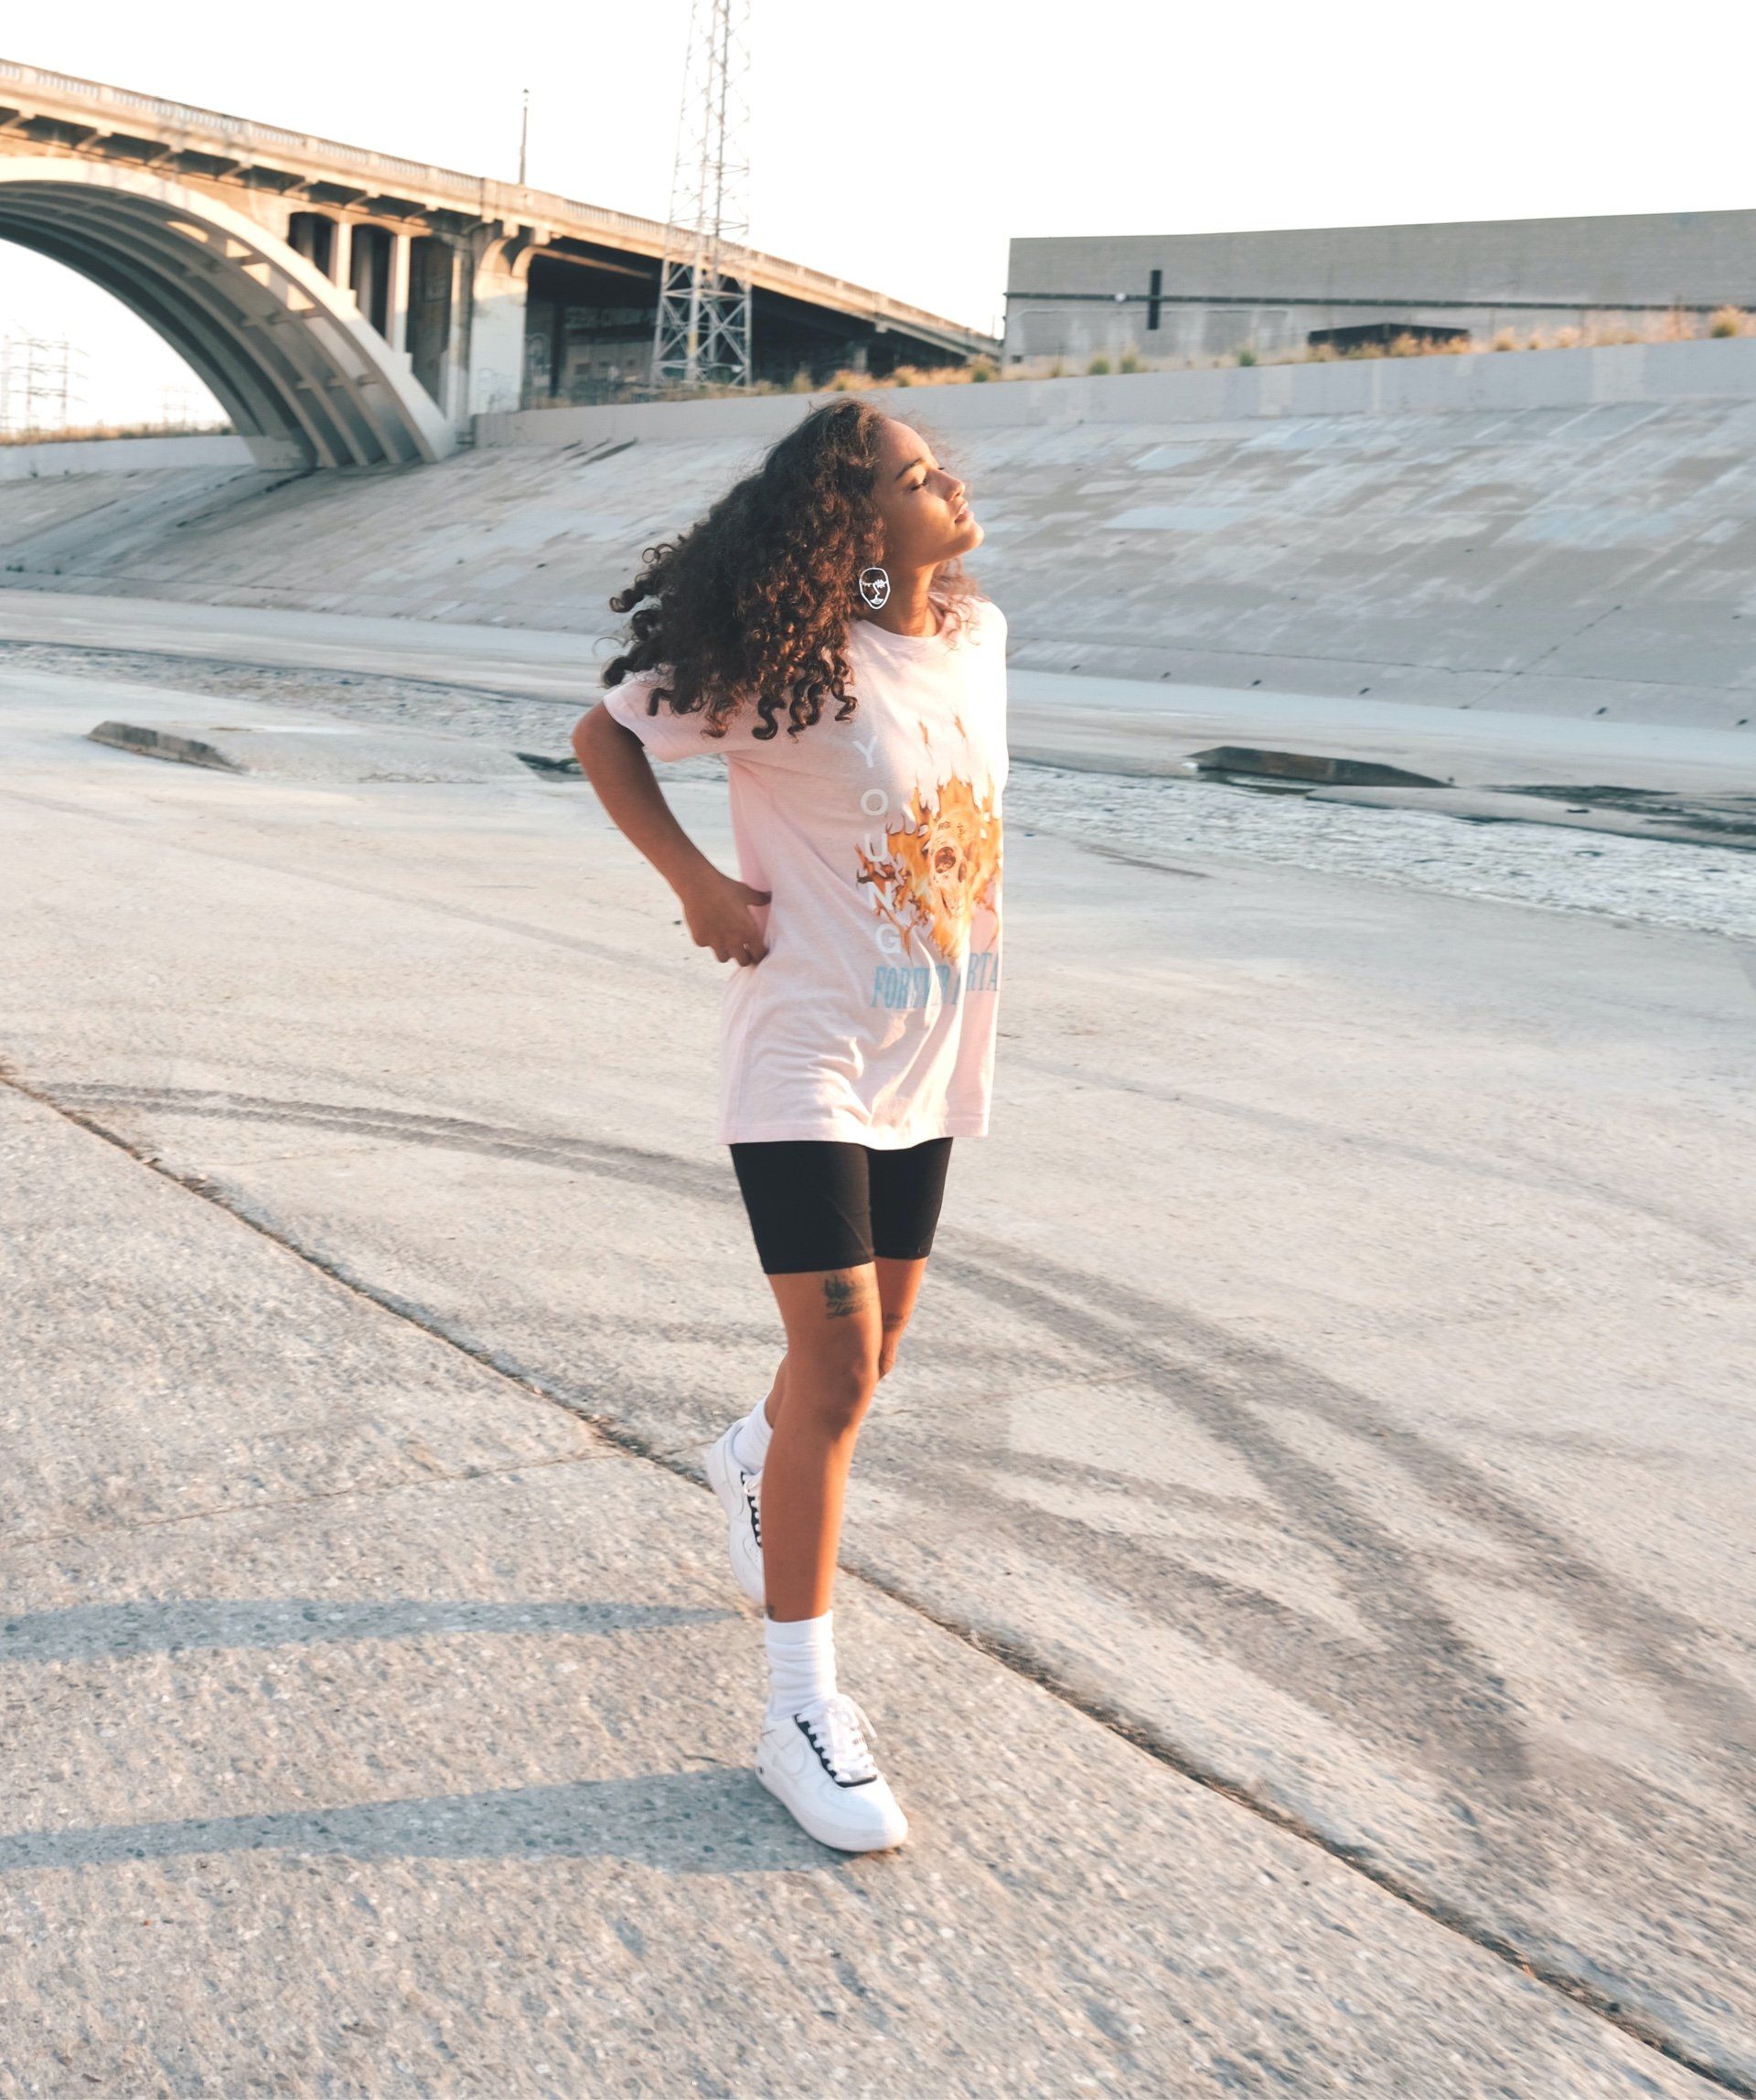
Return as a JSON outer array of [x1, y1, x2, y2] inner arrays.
[[856, 773, 1002, 964]]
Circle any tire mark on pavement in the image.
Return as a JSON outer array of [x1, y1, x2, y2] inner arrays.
[[1008, 1053, 1755, 1264], [4, 1065, 1749, 2096]]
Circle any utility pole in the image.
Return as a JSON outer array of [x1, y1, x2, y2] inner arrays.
[[651, 0, 753, 391], [517, 87, 530, 187]]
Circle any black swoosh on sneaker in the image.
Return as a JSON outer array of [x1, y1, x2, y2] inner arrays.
[[797, 1716, 878, 1788]]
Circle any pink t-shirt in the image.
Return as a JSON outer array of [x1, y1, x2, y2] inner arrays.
[[603, 595, 1008, 1148]]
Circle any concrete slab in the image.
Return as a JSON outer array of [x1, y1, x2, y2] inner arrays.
[[1, 659, 1751, 2088], [0, 1085, 592, 1547], [3, 1086, 1718, 2097], [1007, 668, 1756, 798], [1302, 783, 1756, 848]]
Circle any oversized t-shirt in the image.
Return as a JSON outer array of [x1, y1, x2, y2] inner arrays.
[[602, 594, 1008, 1149]]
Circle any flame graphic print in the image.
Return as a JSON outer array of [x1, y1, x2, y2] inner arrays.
[[856, 773, 1002, 965]]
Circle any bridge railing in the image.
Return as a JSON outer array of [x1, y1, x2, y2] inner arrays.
[[0, 57, 994, 351]]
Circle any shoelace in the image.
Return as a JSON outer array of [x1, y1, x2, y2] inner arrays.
[[799, 1694, 880, 1785], [742, 1472, 762, 1548]]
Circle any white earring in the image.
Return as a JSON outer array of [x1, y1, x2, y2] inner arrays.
[[858, 565, 891, 610]]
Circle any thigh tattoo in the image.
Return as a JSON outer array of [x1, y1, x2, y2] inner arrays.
[[821, 1271, 874, 1319]]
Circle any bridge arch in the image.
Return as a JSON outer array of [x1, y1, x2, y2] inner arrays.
[[0, 158, 454, 468]]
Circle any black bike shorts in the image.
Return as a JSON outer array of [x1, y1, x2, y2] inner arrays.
[[728, 1137, 955, 1275]]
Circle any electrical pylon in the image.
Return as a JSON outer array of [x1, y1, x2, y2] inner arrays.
[[651, 0, 754, 391], [0, 332, 81, 436]]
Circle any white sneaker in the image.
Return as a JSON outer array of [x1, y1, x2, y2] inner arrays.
[[756, 1693, 908, 1853], [702, 1422, 765, 1607]]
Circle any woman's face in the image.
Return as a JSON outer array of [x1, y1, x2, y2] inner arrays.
[[871, 419, 982, 570]]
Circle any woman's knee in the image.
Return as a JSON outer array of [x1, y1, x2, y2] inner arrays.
[[789, 1340, 881, 1432], [771, 1268, 883, 1429]]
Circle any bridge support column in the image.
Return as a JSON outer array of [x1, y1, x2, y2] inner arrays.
[[388, 230, 411, 354], [439, 243, 471, 427], [331, 216, 353, 301], [466, 230, 534, 418]]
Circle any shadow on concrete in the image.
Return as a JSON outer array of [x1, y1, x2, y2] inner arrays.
[[0, 1767, 832, 1876], [0, 1598, 734, 1665]]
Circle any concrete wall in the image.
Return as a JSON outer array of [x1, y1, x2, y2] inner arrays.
[[1007, 209, 1756, 364], [474, 336, 1756, 450], [5, 338, 1755, 734], [0, 434, 262, 481]]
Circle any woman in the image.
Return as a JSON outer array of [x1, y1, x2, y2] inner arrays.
[[572, 398, 1004, 1853]]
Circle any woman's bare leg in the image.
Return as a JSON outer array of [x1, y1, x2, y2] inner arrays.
[[758, 1353, 787, 1431], [873, 1255, 928, 1377], [755, 1256, 919, 1422], [760, 1266, 883, 1621], [759, 1256, 930, 1620]]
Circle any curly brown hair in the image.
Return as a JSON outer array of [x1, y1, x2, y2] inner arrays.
[[601, 398, 980, 741]]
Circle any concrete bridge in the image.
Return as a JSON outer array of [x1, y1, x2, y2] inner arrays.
[[0, 58, 997, 468]]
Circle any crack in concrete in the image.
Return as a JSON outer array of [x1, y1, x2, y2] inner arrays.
[[3, 1062, 1748, 2098]]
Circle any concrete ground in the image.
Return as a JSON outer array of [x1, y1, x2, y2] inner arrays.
[[2, 654, 1752, 2096]]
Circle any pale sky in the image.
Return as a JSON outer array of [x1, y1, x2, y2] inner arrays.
[[3, 1, 1752, 426]]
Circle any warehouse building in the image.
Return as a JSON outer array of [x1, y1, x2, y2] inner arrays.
[[1004, 209, 1756, 365]]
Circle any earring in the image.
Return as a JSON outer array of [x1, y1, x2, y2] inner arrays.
[[857, 564, 891, 610]]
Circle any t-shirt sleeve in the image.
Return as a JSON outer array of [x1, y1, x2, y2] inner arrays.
[[601, 671, 772, 762], [971, 596, 1005, 647]]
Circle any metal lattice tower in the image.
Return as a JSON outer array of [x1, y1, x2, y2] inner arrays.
[[0, 330, 82, 437], [651, 0, 753, 391]]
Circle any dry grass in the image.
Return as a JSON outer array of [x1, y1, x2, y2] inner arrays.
[[990, 307, 1756, 380], [542, 310, 1752, 405], [0, 418, 230, 446], [1294, 309, 1744, 364]]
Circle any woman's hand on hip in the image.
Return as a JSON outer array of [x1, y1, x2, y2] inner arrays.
[[677, 868, 772, 966]]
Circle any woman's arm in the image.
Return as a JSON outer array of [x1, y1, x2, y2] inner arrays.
[[573, 702, 770, 967]]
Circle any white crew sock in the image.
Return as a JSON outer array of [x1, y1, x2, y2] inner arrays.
[[730, 1396, 775, 1475], [764, 1611, 837, 1723]]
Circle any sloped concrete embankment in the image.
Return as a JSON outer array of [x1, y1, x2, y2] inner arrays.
[[3, 338, 1755, 735]]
